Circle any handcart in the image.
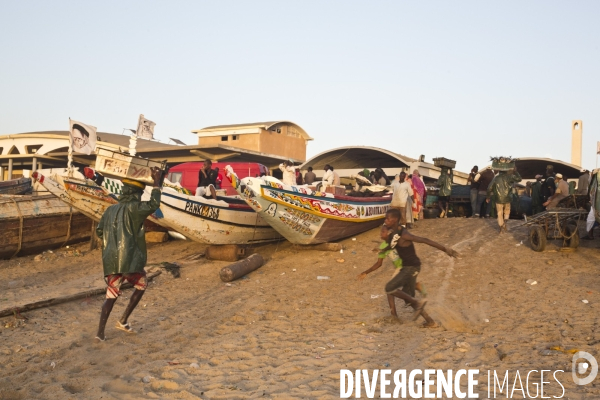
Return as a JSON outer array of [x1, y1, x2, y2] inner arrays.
[[522, 209, 587, 252]]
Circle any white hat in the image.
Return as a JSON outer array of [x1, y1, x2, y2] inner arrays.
[[555, 173, 563, 179]]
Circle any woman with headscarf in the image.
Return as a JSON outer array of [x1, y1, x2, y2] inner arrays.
[[405, 174, 415, 228], [412, 170, 427, 220], [408, 174, 422, 224]]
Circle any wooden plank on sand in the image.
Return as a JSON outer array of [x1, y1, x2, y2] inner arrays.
[[0, 270, 161, 318]]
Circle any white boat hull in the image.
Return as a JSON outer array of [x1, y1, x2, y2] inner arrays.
[[143, 187, 282, 244]]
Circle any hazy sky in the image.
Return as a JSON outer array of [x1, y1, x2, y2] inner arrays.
[[1, 1, 599, 172]]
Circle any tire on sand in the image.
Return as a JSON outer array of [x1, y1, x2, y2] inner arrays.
[[529, 225, 547, 252]]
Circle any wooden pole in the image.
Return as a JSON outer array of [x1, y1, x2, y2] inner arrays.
[[89, 221, 99, 251], [0, 270, 161, 318], [293, 243, 343, 252], [206, 245, 245, 261], [219, 254, 265, 282]]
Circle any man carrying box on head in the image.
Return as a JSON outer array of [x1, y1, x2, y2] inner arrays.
[[95, 167, 162, 341]]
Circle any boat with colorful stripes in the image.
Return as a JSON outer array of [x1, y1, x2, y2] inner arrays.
[[225, 166, 391, 245]]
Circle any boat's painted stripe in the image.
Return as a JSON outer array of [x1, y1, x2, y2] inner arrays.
[[259, 187, 387, 222], [159, 200, 270, 229], [259, 185, 390, 205], [161, 192, 254, 212]]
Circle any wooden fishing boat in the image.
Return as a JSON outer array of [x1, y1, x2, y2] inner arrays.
[[33, 169, 281, 244], [0, 194, 92, 259], [32, 169, 168, 235], [32, 169, 120, 223], [225, 166, 392, 245], [0, 177, 32, 195], [139, 182, 281, 244]]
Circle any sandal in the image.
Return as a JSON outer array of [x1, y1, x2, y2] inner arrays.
[[115, 321, 135, 334]]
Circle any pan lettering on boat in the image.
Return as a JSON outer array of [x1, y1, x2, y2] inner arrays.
[[184, 201, 220, 220]]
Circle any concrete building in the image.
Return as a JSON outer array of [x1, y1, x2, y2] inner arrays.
[[192, 121, 313, 163]]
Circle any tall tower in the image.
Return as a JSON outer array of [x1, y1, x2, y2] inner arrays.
[[571, 120, 582, 167]]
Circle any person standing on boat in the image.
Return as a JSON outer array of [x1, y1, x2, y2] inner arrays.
[[95, 168, 162, 341], [196, 160, 217, 200], [279, 160, 296, 186], [304, 167, 316, 185], [323, 164, 340, 188]]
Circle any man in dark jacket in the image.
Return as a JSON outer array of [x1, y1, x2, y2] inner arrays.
[[531, 174, 544, 215], [95, 168, 162, 341], [486, 167, 522, 233], [467, 166, 479, 217], [475, 167, 495, 218]]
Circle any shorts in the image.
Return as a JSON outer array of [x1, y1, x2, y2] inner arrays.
[[385, 265, 420, 296], [195, 185, 215, 197], [105, 272, 147, 299]]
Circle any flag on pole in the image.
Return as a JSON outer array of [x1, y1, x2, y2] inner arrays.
[[69, 119, 97, 155], [136, 114, 156, 140]]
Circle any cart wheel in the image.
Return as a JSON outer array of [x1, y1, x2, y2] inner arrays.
[[564, 224, 580, 248], [529, 225, 547, 252]]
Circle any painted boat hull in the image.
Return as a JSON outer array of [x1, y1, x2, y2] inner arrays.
[[143, 187, 282, 244], [230, 174, 391, 245], [0, 194, 92, 259]]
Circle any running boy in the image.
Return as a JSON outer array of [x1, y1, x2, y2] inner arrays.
[[358, 208, 459, 327]]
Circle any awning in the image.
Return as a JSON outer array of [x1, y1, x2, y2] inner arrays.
[[301, 146, 410, 170]]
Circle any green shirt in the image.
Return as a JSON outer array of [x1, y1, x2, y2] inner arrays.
[[378, 241, 403, 269]]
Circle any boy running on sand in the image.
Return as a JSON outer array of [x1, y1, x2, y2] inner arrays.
[[358, 209, 459, 327]]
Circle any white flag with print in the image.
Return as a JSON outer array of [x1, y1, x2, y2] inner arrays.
[[69, 119, 97, 155], [136, 114, 156, 140]]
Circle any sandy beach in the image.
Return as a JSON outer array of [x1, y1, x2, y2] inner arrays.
[[2, 218, 600, 399]]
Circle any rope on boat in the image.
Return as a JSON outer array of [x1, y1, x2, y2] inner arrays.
[[61, 206, 73, 248], [10, 198, 24, 259]]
